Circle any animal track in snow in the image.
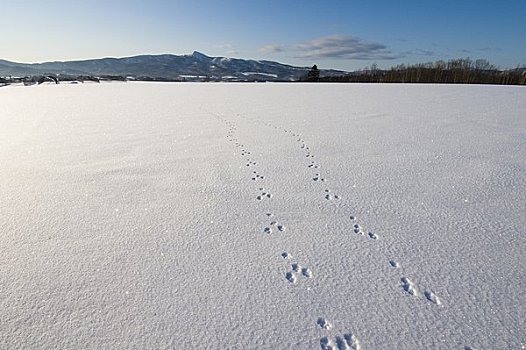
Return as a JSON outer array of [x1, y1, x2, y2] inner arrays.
[[245, 160, 257, 167], [285, 263, 312, 283], [400, 277, 442, 305], [251, 171, 265, 181], [317, 318, 332, 330], [351, 222, 378, 240], [389, 260, 399, 268], [401, 277, 419, 296], [352, 223, 364, 235], [308, 161, 320, 169], [274, 221, 286, 232], [367, 232, 378, 240], [256, 188, 272, 201], [313, 173, 327, 182], [320, 333, 361, 350], [281, 252, 292, 259], [324, 189, 341, 200], [424, 289, 442, 305], [263, 221, 285, 234]]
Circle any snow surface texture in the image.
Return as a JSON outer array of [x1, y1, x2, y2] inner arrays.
[[1, 82, 525, 349]]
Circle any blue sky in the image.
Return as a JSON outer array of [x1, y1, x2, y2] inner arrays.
[[2, 0, 525, 70]]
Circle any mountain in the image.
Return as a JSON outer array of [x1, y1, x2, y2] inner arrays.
[[0, 52, 347, 81]]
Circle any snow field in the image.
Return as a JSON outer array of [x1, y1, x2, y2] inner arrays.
[[0, 82, 525, 349]]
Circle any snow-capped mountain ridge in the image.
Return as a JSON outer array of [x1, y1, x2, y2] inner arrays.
[[0, 52, 347, 81]]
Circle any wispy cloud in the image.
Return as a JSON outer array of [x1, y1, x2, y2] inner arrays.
[[295, 35, 400, 60], [259, 44, 283, 55], [404, 49, 436, 56], [415, 49, 435, 56], [454, 47, 502, 56], [479, 47, 502, 52]]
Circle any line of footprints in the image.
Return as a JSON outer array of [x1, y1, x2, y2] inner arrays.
[[259, 120, 443, 308], [218, 115, 442, 349]]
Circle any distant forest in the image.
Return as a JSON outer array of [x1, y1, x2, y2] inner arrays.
[[305, 58, 526, 85]]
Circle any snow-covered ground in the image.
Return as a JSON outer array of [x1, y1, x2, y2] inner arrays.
[[1, 82, 524, 349]]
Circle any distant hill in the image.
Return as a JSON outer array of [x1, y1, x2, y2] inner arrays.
[[0, 52, 347, 82]]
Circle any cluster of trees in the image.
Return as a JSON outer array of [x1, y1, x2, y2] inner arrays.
[[311, 58, 526, 85], [0, 74, 131, 86], [1, 75, 59, 86], [301, 65, 320, 82]]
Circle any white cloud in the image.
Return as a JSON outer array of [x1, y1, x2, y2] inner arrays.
[[259, 44, 283, 55], [295, 35, 399, 60]]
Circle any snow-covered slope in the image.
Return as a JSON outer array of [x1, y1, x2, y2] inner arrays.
[[0, 52, 346, 81], [0, 83, 524, 349]]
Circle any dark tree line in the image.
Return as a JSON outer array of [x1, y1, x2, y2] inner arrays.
[[314, 58, 526, 85], [302, 65, 320, 82], [0, 74, 130, 85]]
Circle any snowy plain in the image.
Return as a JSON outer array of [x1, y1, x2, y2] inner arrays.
[[0, 82, 525, 349]]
